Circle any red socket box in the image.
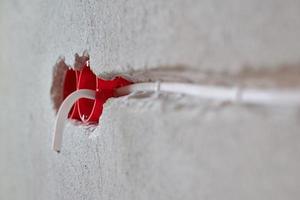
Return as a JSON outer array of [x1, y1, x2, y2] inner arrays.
[[63, 64, 132, 124]]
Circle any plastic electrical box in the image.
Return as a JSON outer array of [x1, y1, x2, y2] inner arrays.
[[62, 64, 132, 124]]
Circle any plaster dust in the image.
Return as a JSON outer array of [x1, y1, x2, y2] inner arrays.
[[1, 0, 300, 200]]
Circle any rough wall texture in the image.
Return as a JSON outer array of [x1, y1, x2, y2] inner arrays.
[[0, 0, 300, 199]]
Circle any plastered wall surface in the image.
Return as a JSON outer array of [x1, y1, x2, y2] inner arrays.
[[0, 0, 300, 199]]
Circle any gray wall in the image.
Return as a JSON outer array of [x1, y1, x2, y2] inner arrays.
[[0, 0, 300, 199]]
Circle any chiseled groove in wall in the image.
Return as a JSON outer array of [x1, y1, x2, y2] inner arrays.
[[125, 64, 300, 89], [50, 52, 300, 113]]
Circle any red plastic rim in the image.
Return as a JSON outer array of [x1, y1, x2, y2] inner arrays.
[[77, 66, 101, 123], [63, 69, 80, 119], [62, 62, 133, 124]]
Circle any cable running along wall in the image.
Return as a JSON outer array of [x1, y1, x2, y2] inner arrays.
[[52, 60, 300, 153]]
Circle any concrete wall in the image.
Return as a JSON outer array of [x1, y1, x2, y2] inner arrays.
[[0, 0, 300, 199]]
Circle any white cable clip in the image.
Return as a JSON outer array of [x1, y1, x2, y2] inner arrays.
[[155, 80, 161, 92], [235, 85, 243, 103]]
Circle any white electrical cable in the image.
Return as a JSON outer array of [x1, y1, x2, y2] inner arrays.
[[52, 89, 96, 153], [115, 82, 300, 105], [116, 83, 238, 100], [53, 82, 300, 153]]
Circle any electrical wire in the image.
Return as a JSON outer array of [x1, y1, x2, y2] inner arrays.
[[116, 82, 300, 105], [52, 89, 95, 153], [53, 82, 300, 152]]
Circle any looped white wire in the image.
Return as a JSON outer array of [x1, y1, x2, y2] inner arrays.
[[52, 89, 96, 153]]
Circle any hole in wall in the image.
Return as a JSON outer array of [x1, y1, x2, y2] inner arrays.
[[63, 69, 78, 118], [50, 52, 89, 113]]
